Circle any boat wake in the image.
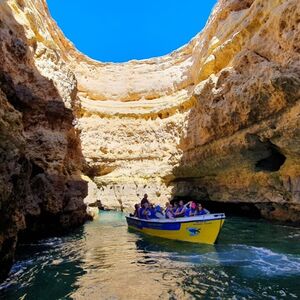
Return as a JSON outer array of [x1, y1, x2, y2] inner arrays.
[[168, 244, 300, 277]]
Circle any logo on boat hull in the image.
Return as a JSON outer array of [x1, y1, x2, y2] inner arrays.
[[187, 227, 200, 236]]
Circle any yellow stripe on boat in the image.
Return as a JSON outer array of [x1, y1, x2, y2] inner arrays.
[[126, 213, 225, 244]]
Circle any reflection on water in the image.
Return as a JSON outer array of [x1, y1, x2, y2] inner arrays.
[[0, 212, 300, 299]]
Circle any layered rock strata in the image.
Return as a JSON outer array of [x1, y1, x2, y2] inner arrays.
[[73, 0, 299, 223], [0, 0, 299, 281]]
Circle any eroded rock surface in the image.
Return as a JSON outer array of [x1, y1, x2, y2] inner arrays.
[[0, 0, 299, 281], [72, 0, 299, 222], [0, 0, 89, 281]]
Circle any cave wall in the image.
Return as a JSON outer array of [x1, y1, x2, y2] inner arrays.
[[1, 0, 297, 219], [0, 1, 88, 281], [0, 0, 299, 280], [0, 0, 298, 216], [175, 0, 300, 223], [70, 0, 300, 222]]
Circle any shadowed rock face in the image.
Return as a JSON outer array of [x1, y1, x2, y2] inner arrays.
[[0, 1, 89, 281], [0, 0, 299, 281]]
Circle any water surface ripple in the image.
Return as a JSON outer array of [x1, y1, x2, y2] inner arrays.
[[1, 212, 300, 299]]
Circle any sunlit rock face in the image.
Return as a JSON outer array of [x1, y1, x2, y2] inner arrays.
[[176, 0, 300, 223], [0, 0, 299, 279], [74, 0, 299, 222], [2, 0, 299, 219]]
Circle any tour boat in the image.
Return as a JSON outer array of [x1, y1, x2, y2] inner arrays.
[[126, 213, 225, 244]]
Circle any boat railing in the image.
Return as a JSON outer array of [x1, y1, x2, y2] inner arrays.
[[127, 213, 225, 223]]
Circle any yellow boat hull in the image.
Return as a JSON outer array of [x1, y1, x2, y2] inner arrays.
[[126, 214, 225, 244]]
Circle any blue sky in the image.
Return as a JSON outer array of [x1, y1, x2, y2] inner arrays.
[[47, 0, 217, 62]]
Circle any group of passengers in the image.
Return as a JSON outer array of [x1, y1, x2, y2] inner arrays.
[[132, 194, 210, 220]]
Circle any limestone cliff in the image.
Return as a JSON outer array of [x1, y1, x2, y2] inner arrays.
[[0, 0, 299, 281], [71, 0, 299, 223], [0, 0, 89, 281]]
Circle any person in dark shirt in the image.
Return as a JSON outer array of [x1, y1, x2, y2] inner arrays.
[[133, 204, 140, 217], [141, 193, 149, 206]]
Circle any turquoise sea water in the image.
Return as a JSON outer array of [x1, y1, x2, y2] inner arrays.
[[0, 212, 300, 299]]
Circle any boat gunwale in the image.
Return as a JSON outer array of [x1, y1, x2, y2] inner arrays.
[[126, 213, 225, 224]]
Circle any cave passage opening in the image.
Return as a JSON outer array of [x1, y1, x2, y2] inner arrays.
[[255, 142, 286, 172]]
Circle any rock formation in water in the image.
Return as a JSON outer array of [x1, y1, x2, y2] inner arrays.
[[0, 0, 299, 280]]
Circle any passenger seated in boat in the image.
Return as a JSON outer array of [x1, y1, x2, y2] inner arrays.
[[197, 203, 210, 215], [174, 200, 186, 218], [131, 204, 140, 217], [149, 203, 159, 219], [138, 202, 148, 219], [140, 202, 151, 219], [155, 205, 165, 219], [165, 202, 174, 219], [185, 201, 197, 217], [138, 204, 144, 218], [172, 202, 178, 214]]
